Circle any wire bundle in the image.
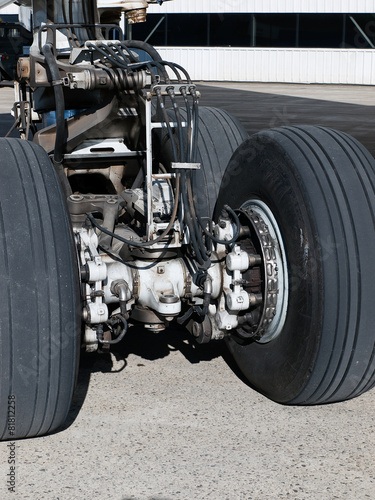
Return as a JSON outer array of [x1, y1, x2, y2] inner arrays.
[[87, 40, 240, 260]]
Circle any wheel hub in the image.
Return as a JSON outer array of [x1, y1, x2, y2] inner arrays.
[[236, 200, 289, 343]]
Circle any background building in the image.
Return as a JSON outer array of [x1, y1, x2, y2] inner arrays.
[[2, 1, 375, 83], [134, 0, 375, 84]]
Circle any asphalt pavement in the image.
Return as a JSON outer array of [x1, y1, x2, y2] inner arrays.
[[1, 82, 375, 500]]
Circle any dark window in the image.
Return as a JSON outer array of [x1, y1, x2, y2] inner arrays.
[[343, 14, 375, 48], [131, 13, 375, 49], [167, 14, 208, 46], [132, 14, 166, 45], [299, 14, 343, 48], [255, 14, 297, 47], [209, 14, 253, 47]]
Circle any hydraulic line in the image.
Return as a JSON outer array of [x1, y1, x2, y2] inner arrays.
[[167, 87, 184, 160], [177, 275, 212, 325], [88, 39, 215, 268], [87, 42, 129, 70], [184, 170, 210, 262], [179, 171, 209, 266], [168, 61, 192, 84], [155, 87, 178, 160], [117, 42, 139, 62], [42, 43, 66, 164], [191, 88, 200, 163], [98, 316, 128, 345], [97, 42, 131, 69], [121, 40, 163, 62]]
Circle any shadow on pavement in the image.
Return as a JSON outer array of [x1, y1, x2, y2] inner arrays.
[[60, 324, 226, 432], [84, 323, 225, 374]]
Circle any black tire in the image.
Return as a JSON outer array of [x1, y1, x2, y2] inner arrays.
[[216, 125, 375, 405], [158, 106, 248, 219], [0, 138, 81, 440]]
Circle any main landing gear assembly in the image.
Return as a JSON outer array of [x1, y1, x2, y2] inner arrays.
[[1, 0, 375, 440]]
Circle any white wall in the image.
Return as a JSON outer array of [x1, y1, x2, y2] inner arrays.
[[157, 47, 375, 85], [149, 0, 375, 14]]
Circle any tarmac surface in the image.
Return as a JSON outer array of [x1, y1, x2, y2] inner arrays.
[[1, 82, 375, 500]]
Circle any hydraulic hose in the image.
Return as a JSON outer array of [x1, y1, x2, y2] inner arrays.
[[98, 316, 128, 345], [180, 171, 209, 266], [42, 43, 66, 165], [121, 40, 163, 62], [184, 170, 210, 261]]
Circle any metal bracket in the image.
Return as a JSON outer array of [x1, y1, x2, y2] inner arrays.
[[68, 194, 120, 216], [171, 162, 201, 170]]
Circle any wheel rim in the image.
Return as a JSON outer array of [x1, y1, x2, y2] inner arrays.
[[240, 199, 289, 343]]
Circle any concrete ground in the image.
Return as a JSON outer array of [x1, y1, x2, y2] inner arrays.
[[1, 82, 375, 500], [198, 81, 375, 157]]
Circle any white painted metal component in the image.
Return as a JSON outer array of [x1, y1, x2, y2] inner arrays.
[[215, 244, 254, 329], [206, 304, 225, 340], [206, 255, 222, 300], [86, 302, 109, 323], [122, 179, 173, 219], [122, 188, 146, 217], [215, 312, 239, 330], [104, 258, 187, 316], [226, 290, 250, 313], [214, 219, 235, 246], [83, 326, 99, 353], [98, 0, 148, 23], [86, 260, 107, 282], [100, 252, 223, 316], [76, 218, 259, 340], [68, 165, 126, 194], [65, 139, 137, 158], [137, 259, 183, 315], [98, 0, 147, 8], [215, 300, 239, 331], [152, 180, 173, 217], [171, 163, 201, 170], [102, 260, 133, 305], [226, 247, 250, 272], [77, 228, 109, 331]]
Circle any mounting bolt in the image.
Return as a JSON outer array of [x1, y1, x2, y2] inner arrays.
[[192, 322, 200, 337]]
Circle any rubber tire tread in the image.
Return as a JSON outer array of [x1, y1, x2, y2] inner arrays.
[[0, 138, 80, 440], [216, 125, 375, 404]]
